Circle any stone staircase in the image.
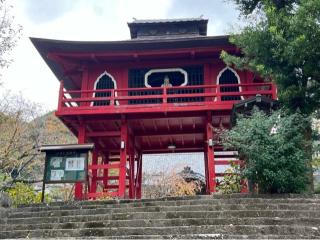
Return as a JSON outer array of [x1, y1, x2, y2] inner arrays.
[[1, 194, 320, 239]]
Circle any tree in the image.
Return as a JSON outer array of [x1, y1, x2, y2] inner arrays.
[[222, 0, 320, 115], [0, 92, 44, 189], [232, 0, 298, 15], [222, 0, 319, 191], [142, 167, 200, 198], [222, 108, 310, 193], [0, 0, 21, 72]]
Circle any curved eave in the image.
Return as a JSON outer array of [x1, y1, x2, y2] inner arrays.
[[30, 35, 233, 89], [30, 35, 230, 53]]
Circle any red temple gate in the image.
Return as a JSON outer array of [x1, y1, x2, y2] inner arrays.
[[32, 18, 277, 199]]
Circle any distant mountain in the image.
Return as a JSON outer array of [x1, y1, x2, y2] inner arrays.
[[38, 111, 76, 145], [21, 112, 77, 181]]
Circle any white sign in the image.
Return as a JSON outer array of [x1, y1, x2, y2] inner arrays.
[[65, 157, 85, 171], [50, 170, 64, 181], [50, 157, 63, 168]]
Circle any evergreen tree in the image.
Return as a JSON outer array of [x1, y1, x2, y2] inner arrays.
[[222, 0, 320, 114]]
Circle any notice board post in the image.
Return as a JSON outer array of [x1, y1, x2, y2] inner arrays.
[[40, 144, 94, 202]]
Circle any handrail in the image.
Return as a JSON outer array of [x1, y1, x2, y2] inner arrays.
[[58, 82, 276, 110], [63, 82, 273, 94]]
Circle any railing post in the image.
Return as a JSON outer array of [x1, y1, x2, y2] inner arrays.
[[163, 87, 167, 106], [110, 89, 115, 106], [57, 80, 64, 111], [216, 85, 221, 102]]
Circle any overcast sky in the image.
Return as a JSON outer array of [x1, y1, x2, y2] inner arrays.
[[2, 0, 240, 111]]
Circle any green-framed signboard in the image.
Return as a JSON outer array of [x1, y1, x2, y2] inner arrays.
[[40, 144, 94, 202], [45, 151, 88, 183]]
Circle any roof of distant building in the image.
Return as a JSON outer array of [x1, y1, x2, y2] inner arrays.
[[178, 166, 205, 182]]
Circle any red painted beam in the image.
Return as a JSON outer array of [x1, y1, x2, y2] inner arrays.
[[56, 103, 234, 116], [88, 164, 120, 170], [93, 176, 129, 180], [135, 129, 204, 137], [142, 147, 204, 153]]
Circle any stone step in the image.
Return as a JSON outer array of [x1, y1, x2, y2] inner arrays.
[[3, 195, 320, 239], [10, 197, 320, 214], [8, 203, 320, 219], [3, 234, 315, 240], [0, 224, 319, 239], [2, 217, 320, 231], [4, 210, 320, 225], [96, 234, 320, 239]]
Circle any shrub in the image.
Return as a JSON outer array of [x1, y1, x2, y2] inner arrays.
[[143, 170, 200, 198], [6, 182, 50, 207], [216, 163, 242, 194], [222, 108, 311, 193]]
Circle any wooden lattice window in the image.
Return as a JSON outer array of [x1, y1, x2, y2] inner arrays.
[[93, 72, 116, 106], [128, 66, 204, 104], [217, 67, 242, 101]]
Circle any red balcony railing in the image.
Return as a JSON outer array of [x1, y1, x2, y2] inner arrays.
[[57, 82, 277, 113]]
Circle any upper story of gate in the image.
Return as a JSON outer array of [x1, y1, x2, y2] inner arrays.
[[31, 18, 277, 117]]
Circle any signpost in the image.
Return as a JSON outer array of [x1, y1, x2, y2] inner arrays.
[[40, 144, 94, 202]]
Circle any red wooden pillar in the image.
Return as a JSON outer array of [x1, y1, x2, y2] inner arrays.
[[90, 150, 98, 196], [57, 80, 64, 111], [205, 112, 216, 193], [103, 152, 109, 191], [119, 117, 128, 198], [128, 150, 135, 199], [135, 153, 143, 199], [203, 148, 209, 193], [75, 123, 86, 200]]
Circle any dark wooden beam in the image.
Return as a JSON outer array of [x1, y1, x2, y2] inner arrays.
[[86, 131, 120, 137], [135, 128, 203, 137]]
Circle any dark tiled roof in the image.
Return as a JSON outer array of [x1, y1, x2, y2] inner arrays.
[[128, 17, 208, 24], [178, 166, 205, 182], [128, 17, 208, 39]]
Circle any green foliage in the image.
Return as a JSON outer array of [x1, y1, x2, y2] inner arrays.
[[222, 108, 310, 193], [222, 0, 320, 115], [6, 182, 50, 207], [232, 0, 298, 15], [216, 163, 242, 194]]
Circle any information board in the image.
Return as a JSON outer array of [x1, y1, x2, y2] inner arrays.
[[44, 150, 88, 183]]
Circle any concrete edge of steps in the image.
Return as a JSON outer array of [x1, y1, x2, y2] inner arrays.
[[15, 193, 320, 209], [1, 225, 320, 239], [8, 202, 320, 219], [2, 217, 320, 231]]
